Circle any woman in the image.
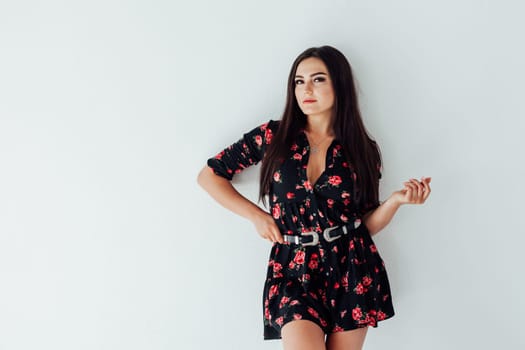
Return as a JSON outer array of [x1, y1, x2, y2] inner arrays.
[[197, 45, 431, 350]]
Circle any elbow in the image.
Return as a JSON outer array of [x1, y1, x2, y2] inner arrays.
[[197, 166, 210, 188]]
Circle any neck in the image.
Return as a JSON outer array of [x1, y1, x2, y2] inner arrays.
[[304, 114, 334, 137]]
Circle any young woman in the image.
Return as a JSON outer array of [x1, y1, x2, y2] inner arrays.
[[197, 45, 431, 350]]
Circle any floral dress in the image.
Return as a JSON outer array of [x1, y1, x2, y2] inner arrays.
[[206, 119, 395, 340]]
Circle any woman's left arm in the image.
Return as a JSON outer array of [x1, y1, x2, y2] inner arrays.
[[364, 177, 432, 236]]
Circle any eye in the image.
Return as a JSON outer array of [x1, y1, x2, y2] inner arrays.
[[314, 77, 325, 82], [294, 79, 303, 85]]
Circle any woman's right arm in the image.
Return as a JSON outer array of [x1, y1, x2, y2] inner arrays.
[[196, 166, 283, 243]]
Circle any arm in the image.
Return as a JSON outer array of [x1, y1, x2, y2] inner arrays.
[[197, 119, 283, 243], [363, 195, 401, 236], [196, 166, 284, 243], [197, 165, 266, 222], [363, 176, 432, 236]]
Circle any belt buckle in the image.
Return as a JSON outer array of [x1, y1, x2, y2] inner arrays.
[[323, 225, 341, 242], [301, 231, 319, 246]]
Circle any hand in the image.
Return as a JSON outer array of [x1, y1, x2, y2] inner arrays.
[[251, 211, 284, 244], [391, 176, 432, 206]]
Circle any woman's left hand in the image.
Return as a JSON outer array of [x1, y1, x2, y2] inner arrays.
[[391, 176, 432, 206]]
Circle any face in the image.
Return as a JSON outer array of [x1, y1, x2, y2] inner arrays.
[[294, 57, 335, 119]]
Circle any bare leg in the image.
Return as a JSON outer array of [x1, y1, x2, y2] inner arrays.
[[281, 320, 326, 350], [326, 326, 368, 350]]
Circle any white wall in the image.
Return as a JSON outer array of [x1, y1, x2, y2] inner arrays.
[[1, 1, 524, 349]]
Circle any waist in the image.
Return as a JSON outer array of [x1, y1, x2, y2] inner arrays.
[[283, 219, 363, 246]]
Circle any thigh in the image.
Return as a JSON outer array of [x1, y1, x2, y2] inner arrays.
[[281, 320, 326, 350], [326, 326, 368, 350]]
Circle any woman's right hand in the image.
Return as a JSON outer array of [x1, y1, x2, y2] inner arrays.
[[251, 211, 284, 244]]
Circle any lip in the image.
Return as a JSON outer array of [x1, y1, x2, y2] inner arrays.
[[303, 99, 317, 103]]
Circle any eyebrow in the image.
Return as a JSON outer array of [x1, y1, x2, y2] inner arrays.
[[294, 72, 327, 78]]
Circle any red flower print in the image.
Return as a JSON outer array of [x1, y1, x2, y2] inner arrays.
[[342, 161, 349, 168], [304, 180, 313, 191], [288, 261, 295, 269], [320, 318, 327, 327], [299, 207, 305, 215], [363, 276, 373, 287], [349, 240, 355, 250], [272, 204, 281, 219], [265, 307, 270, 320], [293, 153, 302, 160], [265, 127, 273, 144], [333, 325, 344, 332], [354, 283, 364, 295], [352, 307, 362, 320], [369, 244, 378, 253], [307, 307, 319, 319], [367, 315, 376, 327], [292, 215, 298, 222], [293, 313, 302, 320], [343, 199, 351, 206], [308, 259, 318, 270], [254, 135, 263, 146], [327, 199, 334, 208], [340, 214, 348, 222], [273, 262, 283, 277], [269, 285, 279, 299], [341, 191, 350, 198], [333, 281, 340, 289], [341, 274, 349, 289], [328, 175, 342, 186], [275, 316, 284, 326], [291, 143, 299, 151], [274, 171, 282, 182], [377, 311, 386, 321], [290, 300, 300, 306], [340, 309, 347, 318], [215, 150, 225, 160], [293, 250, 305, 264], [286, 192, 295, 199], [279, 296, 290, 308]]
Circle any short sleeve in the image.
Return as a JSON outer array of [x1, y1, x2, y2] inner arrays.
[[206, 119, 279, 181]]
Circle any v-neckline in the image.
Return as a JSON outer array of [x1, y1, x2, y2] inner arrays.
[[300, 129, 336, 188]]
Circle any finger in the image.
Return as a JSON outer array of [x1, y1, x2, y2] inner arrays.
[[410, 185, 417, 202], [403, 185, 413, 202], [421, 178, 431, 201], [410, 179, 423, 199], [273, 229, 284, 244], [405, 182, 417, 202], [265, 226, 279, 244]]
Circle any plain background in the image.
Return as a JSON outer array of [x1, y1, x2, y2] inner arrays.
[[1, 1, 524, 349]]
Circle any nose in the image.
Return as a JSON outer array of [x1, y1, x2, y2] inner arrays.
[[304, 81, 313, 94]]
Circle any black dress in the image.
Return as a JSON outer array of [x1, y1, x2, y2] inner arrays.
[[207, 119, 395, 340]]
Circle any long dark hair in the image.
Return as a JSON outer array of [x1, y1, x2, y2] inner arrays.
[[258, 45, 382, 211]]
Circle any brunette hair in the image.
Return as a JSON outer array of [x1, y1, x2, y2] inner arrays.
[[258, 45, 382, 211]]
